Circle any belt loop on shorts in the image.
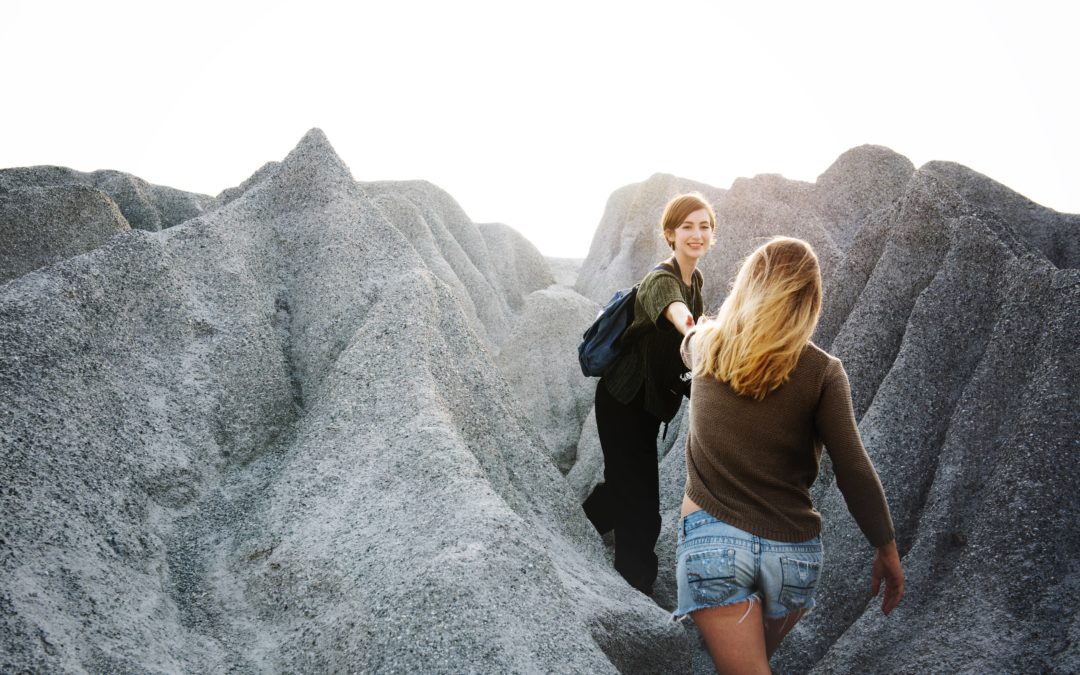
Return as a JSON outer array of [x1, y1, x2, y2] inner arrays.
[[752, 538, 761, 554]]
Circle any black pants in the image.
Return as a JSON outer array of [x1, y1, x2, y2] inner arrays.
[[583, 381, 662, 594]]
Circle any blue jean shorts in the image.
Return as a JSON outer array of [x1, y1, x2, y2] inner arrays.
[[673, 510, 824, 620]]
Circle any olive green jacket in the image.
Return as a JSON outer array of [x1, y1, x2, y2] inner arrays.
[[602, 258, 704, 421]]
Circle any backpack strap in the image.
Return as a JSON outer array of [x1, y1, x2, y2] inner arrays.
[[652, 259, 677, 277], [650, 258, 689, 284]]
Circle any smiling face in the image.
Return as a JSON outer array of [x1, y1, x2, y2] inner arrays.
[[666, 207, 714, 261]]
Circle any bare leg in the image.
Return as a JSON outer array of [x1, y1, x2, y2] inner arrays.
[[691, 599, 770, 675], [764, 609, 807, 659]]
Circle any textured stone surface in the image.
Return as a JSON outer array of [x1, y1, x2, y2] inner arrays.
[[0, 166, 214, 285], [0, 130, 686, 673], [919, 159, 1080, 269], [0, 185, 130, 283], [774, 169, 1080, 674], [477, 222, 556, 318], [0, 166, 211, 233], [361, 181, 550, 348], [3, 133, 1076, 673], [813, 144, 916, 247], [545, 256, 584, 288], [495, 286, 598, 473], [576, 150, 1078, 673]]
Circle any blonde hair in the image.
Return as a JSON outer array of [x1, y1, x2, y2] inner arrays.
[[694, 237, 822, 399], [660, 193, 716, 250]]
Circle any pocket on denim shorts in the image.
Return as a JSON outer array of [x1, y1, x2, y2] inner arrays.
[[778, 556, 821, 609], [685, 548, 739, 605]]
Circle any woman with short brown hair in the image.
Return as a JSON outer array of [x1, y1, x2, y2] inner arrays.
[[584, 192, 716, 595]]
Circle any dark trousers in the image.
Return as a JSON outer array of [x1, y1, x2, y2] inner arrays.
[[583, 382, 662, 594]]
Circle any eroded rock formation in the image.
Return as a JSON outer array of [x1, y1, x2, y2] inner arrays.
[[0, 130, 684, 673], [580, 147, 1079, 673], [2, 134, 1076, 674]]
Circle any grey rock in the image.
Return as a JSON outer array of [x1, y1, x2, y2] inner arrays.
[[211, 161, 281, 208], [495, 286, 599, 473], [813, 144, 916, 247], [774, 169, 1080, 674], [0, 165, 212, 232], [920, 159, 1080, 268], [546, 257, 584, 288], [0, 185, 130, 283], [575, 147, 1078, 673], [708, 172, 841, 309], [362, 181, 549, 348], [478, 222, 556, 316], [0, 129, 687, 673], [5, 130, 1075, 673], [566, 405, 604, 502]]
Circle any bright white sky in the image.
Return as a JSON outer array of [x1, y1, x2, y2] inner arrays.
[[2, 1, 1077, 256]]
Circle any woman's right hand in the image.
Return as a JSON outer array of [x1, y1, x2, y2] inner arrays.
[[870, 539, 905, 615], [663, 301, 696, 336]]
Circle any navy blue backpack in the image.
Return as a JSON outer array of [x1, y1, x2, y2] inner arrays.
[[578, 263, 673, 377]]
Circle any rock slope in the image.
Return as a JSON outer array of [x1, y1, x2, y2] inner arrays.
[[3, 134, 1075, 674], [0, 185, 131, 283], [775, 167, 1080, 674], [0, 166, 212, 233], [577, 148, 1078, 673], [0, 167, 213, 283], [0, 130, 685, 673]]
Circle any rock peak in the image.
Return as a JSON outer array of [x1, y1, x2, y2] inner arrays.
[[278, 127, 351, 176], [255, 128, 358, 211], [816, 144, 914, 186]]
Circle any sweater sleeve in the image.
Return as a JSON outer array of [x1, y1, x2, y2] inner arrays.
[[637, 273, 686, 328], [680, 327, 700, 369], [815, 358, 896, 548]]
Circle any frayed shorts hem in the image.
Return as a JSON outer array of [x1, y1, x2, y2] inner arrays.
[[673, 510, 823, 621], [671, 591, 759, 623], [672, 593, 814, 624]]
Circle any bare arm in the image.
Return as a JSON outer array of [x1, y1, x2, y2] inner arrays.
[[663, 301, 696, 335]]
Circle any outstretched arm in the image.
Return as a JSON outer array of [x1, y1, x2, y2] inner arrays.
[[663, 301, 696, 335]]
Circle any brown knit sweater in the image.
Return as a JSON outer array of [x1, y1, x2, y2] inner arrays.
[[680, 331, 896, 548]]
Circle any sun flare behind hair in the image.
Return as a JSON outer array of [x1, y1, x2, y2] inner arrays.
[[694, 237, 823, 399]]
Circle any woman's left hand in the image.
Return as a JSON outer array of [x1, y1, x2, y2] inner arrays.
[[870, 539, 905, 616]]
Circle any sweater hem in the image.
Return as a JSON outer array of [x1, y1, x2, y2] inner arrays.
[[684, 483, 822, 544]]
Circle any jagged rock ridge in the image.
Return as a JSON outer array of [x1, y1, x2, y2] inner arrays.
[[0, 166, 213, 232], [2, 135, 1076, 674], [0, 129, 683, 673], [575, 147, 1078, 673]]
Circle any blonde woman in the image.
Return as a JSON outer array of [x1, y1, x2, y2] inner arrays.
[[674, 237, 904, 673]]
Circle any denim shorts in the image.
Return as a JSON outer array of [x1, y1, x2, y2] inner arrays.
[[673, 510, 824, 620]]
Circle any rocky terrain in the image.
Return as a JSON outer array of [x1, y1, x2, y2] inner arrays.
[[1, 132, 1077, 673], [0, 167, 214, 285], [582, 146, 1080, 674]]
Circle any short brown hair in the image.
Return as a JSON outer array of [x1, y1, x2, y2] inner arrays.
[[660, 193, 716, 250]]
